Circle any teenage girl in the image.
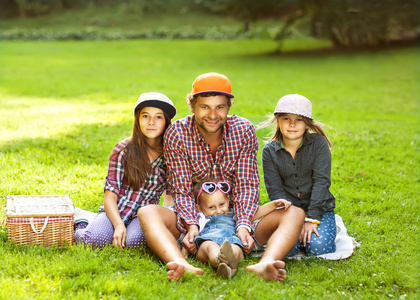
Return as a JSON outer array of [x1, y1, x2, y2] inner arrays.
[[193, 177, 291, 278], [74, 92, 177, 248], [259, 94, 336, 256]]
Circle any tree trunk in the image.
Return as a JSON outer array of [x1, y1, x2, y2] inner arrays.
[[275, 15, 299, 52], [18, 6, 26, 19], [243, 19, 250, 33]]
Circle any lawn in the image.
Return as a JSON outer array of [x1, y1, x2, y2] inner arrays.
[[0, 39, 419, 299]]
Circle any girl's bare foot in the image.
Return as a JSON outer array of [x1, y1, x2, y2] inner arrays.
[[167, 261, 204, 281]]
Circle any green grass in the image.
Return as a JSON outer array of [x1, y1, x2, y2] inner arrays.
[[0, 39, 419, 299]]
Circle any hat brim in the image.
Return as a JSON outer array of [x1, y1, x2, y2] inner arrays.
[[274, 110, 313, 120], [193, 90, 234, 98], [134, 100, 176, 119]]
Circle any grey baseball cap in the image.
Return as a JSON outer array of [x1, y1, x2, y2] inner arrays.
[[274, 94, 312, 119]]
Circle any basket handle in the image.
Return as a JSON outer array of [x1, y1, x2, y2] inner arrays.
[[29, 217, 49, 234]]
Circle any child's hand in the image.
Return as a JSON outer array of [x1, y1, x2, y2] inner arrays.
[[112, 224, 127, 249], [274, 199, 292, 210], [299, 222, 319, 247], [282, 199, 292, 210]]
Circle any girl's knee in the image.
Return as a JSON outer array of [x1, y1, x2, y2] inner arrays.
[[137, 205, 174, 224], [287, 205, 305, 220], [137, 205, 155, 219]]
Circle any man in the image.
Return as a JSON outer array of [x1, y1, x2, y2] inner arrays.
[[138, 72, 305, 281]]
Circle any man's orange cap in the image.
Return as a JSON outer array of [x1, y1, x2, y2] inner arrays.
[[191, 72, 234, 98]]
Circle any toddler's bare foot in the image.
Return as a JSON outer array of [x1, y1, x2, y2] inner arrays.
[[216, 262, 237, 279], [167, 261, 203, 281], [245, 260, 287, 282], [215, 240, 238, 268]]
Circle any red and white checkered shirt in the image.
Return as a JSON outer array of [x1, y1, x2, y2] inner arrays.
[[100, 139, 168, 223], [164, 114, 260, 233]]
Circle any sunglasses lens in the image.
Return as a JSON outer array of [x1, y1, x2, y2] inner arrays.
[[219, 182, 230, 193], [203, 183, 216, 193]]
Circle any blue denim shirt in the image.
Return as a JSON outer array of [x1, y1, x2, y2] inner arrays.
[[262, 132, 335, 220]]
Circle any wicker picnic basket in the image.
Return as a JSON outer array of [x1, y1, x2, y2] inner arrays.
[[5, 195, 75, 246]]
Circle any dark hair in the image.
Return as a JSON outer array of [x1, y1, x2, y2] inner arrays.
[[186, 92, 233, 111], [258, 113, 333, 148], [192, 177, 231, 205], [112, 108, 171, 191]]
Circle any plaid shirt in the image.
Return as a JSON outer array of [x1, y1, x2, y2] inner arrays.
[[164, 114, 260, 233], [99, 139, 168, 223]]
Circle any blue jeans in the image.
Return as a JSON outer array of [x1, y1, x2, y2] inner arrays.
[[194, 212, 243, 249], [288, 211, 336, 256]]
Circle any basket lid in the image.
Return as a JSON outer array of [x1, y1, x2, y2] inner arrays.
[[6, 195, 75, 217]]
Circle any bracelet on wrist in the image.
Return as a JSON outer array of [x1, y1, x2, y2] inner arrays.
[[305, 217, 320, 224]]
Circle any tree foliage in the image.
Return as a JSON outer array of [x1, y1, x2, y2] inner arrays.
[[309, 0, 420, 47], [1, 0, 419, 48], [0, 0, 186, 18], [195, 0, 420, 47], [194, 0, 290, 32]]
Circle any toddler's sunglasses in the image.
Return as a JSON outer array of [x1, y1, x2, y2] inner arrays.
[[197, 181, 231, 200]]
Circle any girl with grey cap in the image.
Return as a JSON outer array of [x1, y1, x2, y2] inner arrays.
[[74, 92, 176, 249], [259, 94, 336, 257]]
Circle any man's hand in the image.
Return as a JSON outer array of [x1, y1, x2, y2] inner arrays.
[[299, 222, 319, 247], [183, 225, 199, 255], [237, 227, 255, 254], [112, 223, 127, 249]]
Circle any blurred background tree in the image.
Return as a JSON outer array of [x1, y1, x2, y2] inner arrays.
[[307, 0, 420, 47], [1, 0, 419, 48], [193, 0, 420, 47], [193, 0, 289, 33]]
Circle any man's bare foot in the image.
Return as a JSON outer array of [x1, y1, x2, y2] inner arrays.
[[245, 260, 287, 282], [167, 261, 204, 281]]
